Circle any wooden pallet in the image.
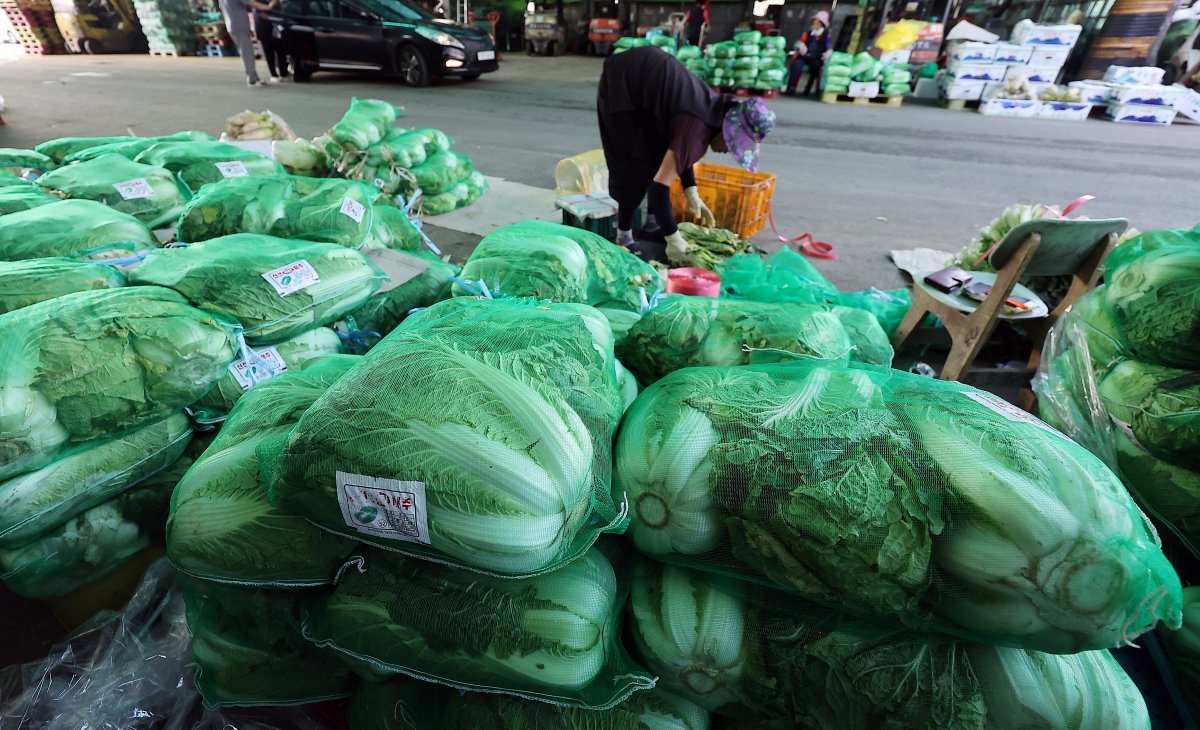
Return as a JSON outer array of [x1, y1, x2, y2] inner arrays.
[[820, 91, 904, 107], [196, 43, 231, 56], [939, 97, 981, 111]]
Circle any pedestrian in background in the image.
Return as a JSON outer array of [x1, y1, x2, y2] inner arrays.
[[684, 0, 706, 48], [219, 0, 262, 87], [786, 10, 831, 97], [252, 0, 289, 83]]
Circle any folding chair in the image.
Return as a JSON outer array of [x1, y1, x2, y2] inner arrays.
[[892, 217, 1128, 404]]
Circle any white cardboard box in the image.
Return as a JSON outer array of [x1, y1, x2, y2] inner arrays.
[[1068, 80, 1113, 105], [948, 42, 997, 63], [982, 81, 1050, 99], [1027, 47, 1071, 66], [978, 98, 1040, 117], [1107, 102, 1177, 125], [1103, 66, 1166, 85], [1174, 88, 1200, 123], [947, 62, 1007, 81], [1011, 22, 1081, 48], [1037, 101, 1092, 121], [1109, 84, 1182, 107], [879, 49, 912, 65], [939, 78, 986, 100], [848, 81, 880, 98], [1005, 64, 1062, 83], [992, 44, 1033, 65]]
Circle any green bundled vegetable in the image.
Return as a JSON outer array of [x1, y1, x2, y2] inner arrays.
[[60, 131, 213, 165], [348, 679, 708, 730], [177, 174, 379, 248], [0, 148, 55, 175], [1112, 430, 1200, 563], [302, 545, 654, 708], [362, 203, 423, 252], [269, 297, 624, 576], [134, 140, 284, 193], [616, 361, 639, 413], [615, 358, 1182, 653], [0, 185, 56, 215], [181, 576, 357, 707], [0, 170, 28, 188], [671, 223, 756, 269], [35, 153, 189, 229], [328, 97, 401, 152], [0, 451, 191, 598], [1098, 358, 1200, 470], [271, 138, 330, 177], [409, 150, 474, 196], [188, 327, 343, 423], [168, 357, 360, 586], [348, 250, 459, 337], [628, 559, 1150, 729], [0, 199, 158, 265], [0, 412, 190, 549], [129, 234, 387, 343], [419, 171, 486, 216], [617, 295, 854, 383], [35, 135, 140, 164], [0, 258, 126, 315], [0, 287, 238, 479]]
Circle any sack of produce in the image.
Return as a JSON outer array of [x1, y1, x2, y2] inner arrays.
[[222, 109, 296, 141], [732, 57, 760, 72], [884, 83, 911, 96], [61, 131, 212, 165], [615, 358, 1183, 652], [35, 135, 139, 164], [349, 250, 459, 337], [410, 150, 474, 196], [272, 138, 330, 178], [0, 199, 158, 266], [302, 544, 654, 708], [616, 361, 639, 412], [0, 148, 55, 176], [348, 678, 708, 730], [828, 50, 852, 66], [0, 287, 238, 479], [362, 204, 423, 252], [168, 357, 361, 586], [134, 140, 284, 193], [0, 170, 28, 188], [1098, 358, 1200, 470], [0, 412, 190, 549], [0, 184, 56, 215], [0, 258, 126, 315], [1162, 586, 1200, 713], [629, 558, 1151, 729], [678, 45, 702, 61], [129, 234, 386, 343], [35, 153, 189, 229], [327, 97, 401, 152], [761, 35, 786, 51], [181, 576, 356, 707], [734, 30, 762, 44], [177, 175, 378, 248], [269, 297, 625, 576], [618, 296, 854, 382], [188, 327, 343, 424], [0, 451, 190, 598]]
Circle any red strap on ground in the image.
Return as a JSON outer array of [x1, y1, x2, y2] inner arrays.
[[768, 205, 838, 259]]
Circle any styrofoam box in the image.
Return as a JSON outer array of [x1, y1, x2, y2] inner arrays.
[[1109, 84, 1182, 107], [979, 98, 1040, 117], [947, 62, 1007, 82], [1107, 102, 1177, 125], [1069, 80, 1113, 105], [1027, 47, 1071, 66], [848, 81, 880, 98], [1103, 65, 1166, 86], [939, 79, 986, 100], [993, 44, 1033, 65], [1003, 64, 1061, 83], [948, 42, 996, 63], [1175, 88, 1200, 123], [982, 81, 1051, 99], [879, 49, 912, 65], [1011, 23, 1081, 47], [1037, 101, 1092, 121]]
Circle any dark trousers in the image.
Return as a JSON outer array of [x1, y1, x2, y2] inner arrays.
[[788, 57, 823, 94], [254, 15, 288, 78]]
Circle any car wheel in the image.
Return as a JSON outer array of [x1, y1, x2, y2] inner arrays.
[[290, 54, 313, 82], [399, 46, 430, 87], [82, 38, 100, 54]]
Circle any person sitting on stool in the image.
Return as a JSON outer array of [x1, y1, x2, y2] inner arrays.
[[786, 11, 831, 97]]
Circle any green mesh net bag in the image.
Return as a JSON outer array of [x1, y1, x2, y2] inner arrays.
[[0, 148, 55, 175], [629, 557, 1151, 730], [134, 140, 285, 194], [1162, 586, 1200, 714], [0, 449, 190, 599], [324, 97, 401, 154], [188, 327, 343, 424], [1098, 358, 1200, 471], [0, 258, 126, 315], [35, 135, 140, 164], [268, 297, 625, 576], [617, 296, 855, 383], [347, 250, 459, 337], [409, 150, 475, 196], [60, 131, 213, 165], [35, 153, 190, 229], [302, 543, 654, 708], [180, 576, 357, 708], [0, 170, 28, 188], [615, 358, 1183, 653], [363, 204, 423, 252], [0, 199, 158, 266], [0, 184, 56, 215], [0, 412, 190, 550], [0, 287, 238, 480], [419, 171, 485, 216], [177, 174, 379, 248], [348, 678, 708, 730], [168, 357, 361, 587], [128, 234, 387, 344]]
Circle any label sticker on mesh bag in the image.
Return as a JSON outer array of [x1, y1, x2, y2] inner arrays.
[[228, 347, 287, 390], [336, 471, 430, 544], [112, 178, 154, 200], [339, 196, 366, 223], [963, 391, 1067, 439], [262, 259, 320, 296], [215, 160, 250, 178]]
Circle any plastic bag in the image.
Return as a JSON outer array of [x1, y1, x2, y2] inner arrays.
[[268, 297, 625, 577], [61, 130, 213, 165], [0, 258, 126, 315], [222, 109, 297, 141], [302, 544, 654, 709], [0, 183, 57, 215], [0, 199, 158, 266], [0, 147, 55, 175], [348, 250, 459, 337], [168, 357, 362, 587], [35, 153, 190, 229], [135, 140, 285, 194], [129, 234, 387, 344], [177, 174, 379, 248], [35, 135, 139, 164], [328, 97, 401, 152], [616, 358, 1182, 653]]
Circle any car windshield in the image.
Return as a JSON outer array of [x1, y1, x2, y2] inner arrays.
[[359, 0, 432, 21]]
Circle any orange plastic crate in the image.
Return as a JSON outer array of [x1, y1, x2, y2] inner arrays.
[[670, 162, 776, 239]]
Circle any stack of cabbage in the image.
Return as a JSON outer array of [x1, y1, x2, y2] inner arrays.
[[648, 34, 676, 56], [821, 51, 853, 94], [1035, 226, 1200, 560], [702, 30, 784, 91], [821, 51, 911, 96], [0, 287, 241, 599], [612, 36, 649, 54], [678, 45, 709, 80]]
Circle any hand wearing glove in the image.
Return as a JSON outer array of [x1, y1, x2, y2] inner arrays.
[[666, 230, 689, 262], [684, 186, 717, 227]]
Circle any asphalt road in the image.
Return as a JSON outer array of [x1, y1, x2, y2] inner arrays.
[[2, 52, 1198, 290]]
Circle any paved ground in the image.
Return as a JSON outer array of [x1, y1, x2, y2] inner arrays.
[[2, 52, 1199, 290]]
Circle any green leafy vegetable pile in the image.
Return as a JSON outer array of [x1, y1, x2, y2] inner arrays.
[[35, 153, 190, 229], [59, 131, 213, 165], [0, 199, 158, 265], [671, 223, 756, 270], [347, 250, 459, 337], [0, 184, 56, 215], [0, 258, 126, 315], [134, 139, 285, 193], [35, 135, 140, 164]]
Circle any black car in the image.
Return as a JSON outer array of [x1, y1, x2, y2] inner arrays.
[[271, 0, 498, 86]]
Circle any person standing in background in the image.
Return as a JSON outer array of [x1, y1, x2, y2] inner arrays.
[[219, 0, 262, 87], [786, 10, 831, 96], [684, 0, 706, 48], [252, 0, 289, 83]]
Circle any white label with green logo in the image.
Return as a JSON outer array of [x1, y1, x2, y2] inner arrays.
[[215, 160, 250, 178], [339, 196, 366, 224], [963, 391, 1067, 439], [228, 347, 287, 390], [112, 178, 154, 200], [336, 471, 429, 544], [262, 259, 320, 297]]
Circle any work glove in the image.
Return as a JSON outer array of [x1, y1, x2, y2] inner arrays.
[[684, 186, 717, 227], [666, 230, 689, 263], [615, 229, 636, 248]]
